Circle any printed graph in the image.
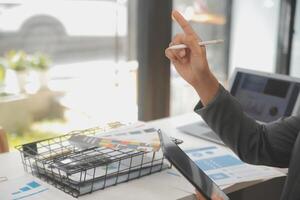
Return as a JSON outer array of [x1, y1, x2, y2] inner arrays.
[[185, 146, 284, 186], [195, 155, 243, 171], [11, 181, 49, 200]]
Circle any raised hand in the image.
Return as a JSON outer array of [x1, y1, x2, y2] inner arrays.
[[165, 10, 219, 106]]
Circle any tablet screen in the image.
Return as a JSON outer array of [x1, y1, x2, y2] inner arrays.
[[158, 130, 229, 200]]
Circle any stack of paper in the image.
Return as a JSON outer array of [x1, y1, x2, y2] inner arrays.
[[184, 145, 286, 186]]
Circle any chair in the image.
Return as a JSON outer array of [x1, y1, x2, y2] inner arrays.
[[0, 127, 9, 153]]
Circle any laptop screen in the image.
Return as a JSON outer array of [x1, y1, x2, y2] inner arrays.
[[230, 71, 300, 122]]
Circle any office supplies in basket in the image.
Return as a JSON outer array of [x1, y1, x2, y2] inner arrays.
[[16, 123, 180, 197]]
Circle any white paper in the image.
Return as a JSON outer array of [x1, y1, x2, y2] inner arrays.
[[0, 174, 75, 200], [184, 145, 285, 186], [96, 122, 160, 145]]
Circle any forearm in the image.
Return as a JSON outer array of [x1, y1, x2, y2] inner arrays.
[[192, 69, 219, 106], [195, 85, 293, 167]]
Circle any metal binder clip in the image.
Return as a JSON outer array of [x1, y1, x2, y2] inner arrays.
[[170, 137, 184, 145]]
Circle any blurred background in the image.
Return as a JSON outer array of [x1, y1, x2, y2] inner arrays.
[[0, 0, 299, 149]]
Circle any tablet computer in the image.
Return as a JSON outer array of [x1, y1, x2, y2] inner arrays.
[[158, 130, 230, 200]]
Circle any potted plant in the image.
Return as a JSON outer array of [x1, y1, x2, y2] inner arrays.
[[1, 50, 52, 93], [6, 50, 30, 72], [29, 52, 51, 90], [5, 50, 31, 93], [0, 58, 7, 84]]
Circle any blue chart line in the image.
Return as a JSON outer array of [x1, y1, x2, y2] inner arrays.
[[12, 181, 48, 200], [12, 191, 21, 195], [13, 188, 49, 200], [195, 155, 243, 171], [167, 171, 181, 177], [20, 187, 31, 192], [208, 173, 230, 181], [185, 146, 217, 154], [27, 181, 40, 188]]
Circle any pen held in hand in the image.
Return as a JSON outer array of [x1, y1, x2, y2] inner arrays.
[[168, 39, 224, 50]]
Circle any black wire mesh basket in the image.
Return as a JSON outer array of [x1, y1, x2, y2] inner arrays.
[[15, 124, 173, 197]]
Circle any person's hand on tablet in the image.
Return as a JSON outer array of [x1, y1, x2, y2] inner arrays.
[[165, 10, 219, 106], [195, 190, 223, 200]]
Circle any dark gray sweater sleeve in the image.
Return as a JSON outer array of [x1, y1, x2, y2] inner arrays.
[[194, 84, 300, 168]]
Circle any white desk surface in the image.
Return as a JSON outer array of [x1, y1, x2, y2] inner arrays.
[[0, 113, 285, 200]]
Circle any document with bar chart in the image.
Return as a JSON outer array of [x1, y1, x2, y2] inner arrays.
[[0, 175, 74, 200], [185, 146, 285, 186]]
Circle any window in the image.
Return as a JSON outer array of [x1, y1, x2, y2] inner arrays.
[[290, 0, 300, 77], [229, 0, 281, 75], [0, 0, 138, 146], [171, 0, 231, 115]]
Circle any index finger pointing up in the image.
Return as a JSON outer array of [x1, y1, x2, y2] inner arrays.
[[172, 10, 198, 39]]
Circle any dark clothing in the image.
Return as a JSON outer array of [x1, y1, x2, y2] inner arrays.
[[194, 84, 300, 200]]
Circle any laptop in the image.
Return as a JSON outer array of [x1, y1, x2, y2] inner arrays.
[[158, 130, 230, 200], [178, 68, 300, 145]]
